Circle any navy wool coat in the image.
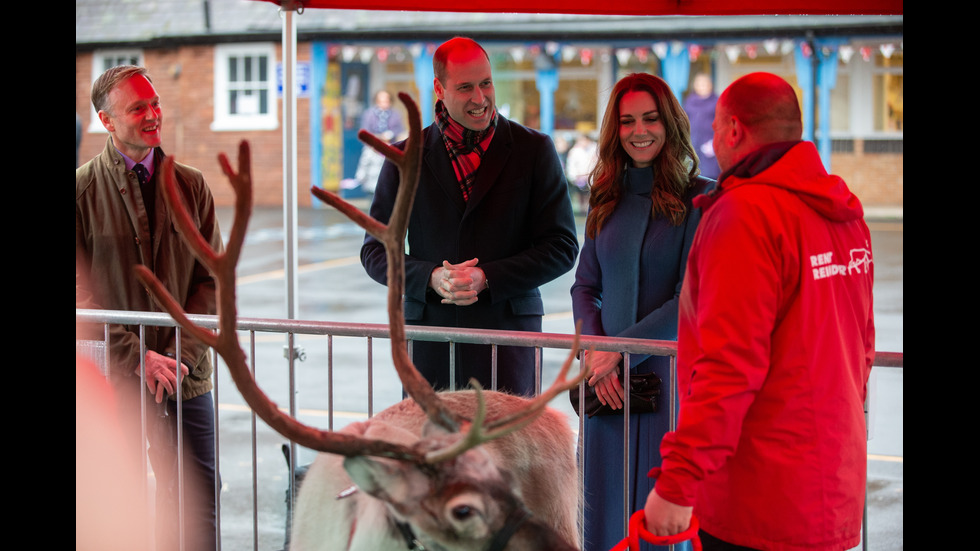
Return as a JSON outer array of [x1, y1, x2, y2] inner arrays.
[[361, 115, 579, 396]]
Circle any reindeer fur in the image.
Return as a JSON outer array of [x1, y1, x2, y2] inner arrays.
[[289, 390, 579, 550]]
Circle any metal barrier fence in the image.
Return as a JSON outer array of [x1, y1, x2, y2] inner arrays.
[[76, 308, 903, 551]]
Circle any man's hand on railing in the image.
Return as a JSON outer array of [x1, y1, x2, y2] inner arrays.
[[140, 350, 189, 403]]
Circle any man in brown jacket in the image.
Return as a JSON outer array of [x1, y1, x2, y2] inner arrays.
[[76, 65, 222, 551]]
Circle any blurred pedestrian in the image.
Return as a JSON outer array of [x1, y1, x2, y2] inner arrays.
[[682, 73, 720, 179], [565, 132, 597, 213], [356, 89, 407, 193]]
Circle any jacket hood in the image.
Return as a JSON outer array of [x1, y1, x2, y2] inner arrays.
[[696, 141, 864, 223]]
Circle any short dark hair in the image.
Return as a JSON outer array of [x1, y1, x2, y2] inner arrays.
[[91, 65, 150, 114], [433, 37, 490, 84]]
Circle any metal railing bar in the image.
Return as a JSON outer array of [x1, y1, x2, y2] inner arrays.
[[367, 336, 374, 418], [327, 335, 335, 431], [622, 351, 632, 539], [248, 330, 259, 551], [79, 309, 905, 368], [77, 308, 903, 551], [212, 346, 222, 551], [75, 309, 691, 360], [176, 326, 186, 551]]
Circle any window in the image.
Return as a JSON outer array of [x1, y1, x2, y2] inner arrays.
[[830, 71, 851, 133], [96, 50, 142, 72], [213, 44, 278, 131], [88, 49, 143, 132], [487, 48, 602, 133], [872, 50, 903, 133]]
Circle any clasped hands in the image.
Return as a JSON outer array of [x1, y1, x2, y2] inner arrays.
[[430, 258, 488, 306], [581, 349, 626, 409], [140, 350, 189, 403], [581, 346, 695, 537]]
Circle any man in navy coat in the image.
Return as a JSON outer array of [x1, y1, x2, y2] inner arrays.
[[361, 37, 579, 396]]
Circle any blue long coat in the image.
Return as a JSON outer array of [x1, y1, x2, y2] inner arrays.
[[571, 166, 713, 551]]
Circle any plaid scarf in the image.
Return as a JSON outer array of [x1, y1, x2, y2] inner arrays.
[[435, 100, 496, 201]]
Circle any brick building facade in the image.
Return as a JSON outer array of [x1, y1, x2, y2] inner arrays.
[[77, 44, 316, 208], [77, 44, 903, 211]]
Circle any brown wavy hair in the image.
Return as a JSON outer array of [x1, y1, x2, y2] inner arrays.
[[585, 73, 699, 239]]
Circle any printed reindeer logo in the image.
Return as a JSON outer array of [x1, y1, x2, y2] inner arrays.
[[135, 92, 586, 550], [848, 248, 873, 275]]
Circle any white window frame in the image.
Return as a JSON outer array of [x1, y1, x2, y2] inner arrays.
[[212, 43, 279, 131], [88, 49, 144, 133]]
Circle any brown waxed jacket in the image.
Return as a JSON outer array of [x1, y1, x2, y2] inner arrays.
[[76, 137, 222, 400]]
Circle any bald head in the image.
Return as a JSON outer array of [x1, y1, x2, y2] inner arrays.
[[712, 73, 803, 173], [433, 37, 490, 83], [719, 72, 802, 143]]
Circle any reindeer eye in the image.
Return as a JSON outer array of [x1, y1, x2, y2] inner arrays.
[[451, 505, 473, 520]]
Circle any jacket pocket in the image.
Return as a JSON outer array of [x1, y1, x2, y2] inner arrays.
[[508, 295, 544, 317], [404, 299, 425, 321]]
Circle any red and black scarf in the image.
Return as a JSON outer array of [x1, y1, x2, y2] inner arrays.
[[435, 100, 496, 201]]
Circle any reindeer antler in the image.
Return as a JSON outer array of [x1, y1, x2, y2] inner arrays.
[[138, 92, 588, 467], [311, 92, 461, 434], [136, 141, 421, 462], [312, 93, 588, 461], [424, 323, 586, 463]]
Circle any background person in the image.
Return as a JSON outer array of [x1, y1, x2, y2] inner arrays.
[[355, 89, 407, 194], [643, 72, 875, 551], [682, 72, 720, 180], [565, 131, 598, 213], [76, 65, 222, 551], [360, 37, 578, 396], [571, 72, 713, 551]]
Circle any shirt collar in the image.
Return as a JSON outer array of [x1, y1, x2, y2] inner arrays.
[[114, 141, 156, 178]]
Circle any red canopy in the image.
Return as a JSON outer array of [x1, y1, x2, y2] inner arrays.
[[254, 0, 902, 16]]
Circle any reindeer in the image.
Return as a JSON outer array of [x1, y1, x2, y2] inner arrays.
[[135, 92, 587, 550]]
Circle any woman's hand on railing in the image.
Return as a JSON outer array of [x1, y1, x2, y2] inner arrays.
[[584, 349, 625, 408]]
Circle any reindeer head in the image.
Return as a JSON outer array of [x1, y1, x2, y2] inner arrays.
[[343, 436, 520, 550], [135, 92, 586, 550]]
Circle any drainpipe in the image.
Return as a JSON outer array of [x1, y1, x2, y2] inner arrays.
[[202, 0, 211, 32]]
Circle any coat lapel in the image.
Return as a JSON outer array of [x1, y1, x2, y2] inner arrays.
[[423, 126, 467, 214], [108, 141, 154, 268], [464, 117, 512, 212]]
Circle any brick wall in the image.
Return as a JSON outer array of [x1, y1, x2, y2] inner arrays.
[[830, 142, 904, 208], [77, 44, 313, 208], [78, 46, 902, 211]]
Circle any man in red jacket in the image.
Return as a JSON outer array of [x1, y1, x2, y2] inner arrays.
[[643, 72, 875, 550]]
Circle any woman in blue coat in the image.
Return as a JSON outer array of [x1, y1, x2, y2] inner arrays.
[[571, 73, 714, 551]]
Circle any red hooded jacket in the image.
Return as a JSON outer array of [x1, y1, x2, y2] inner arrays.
[[656, 141, 875, 550]]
